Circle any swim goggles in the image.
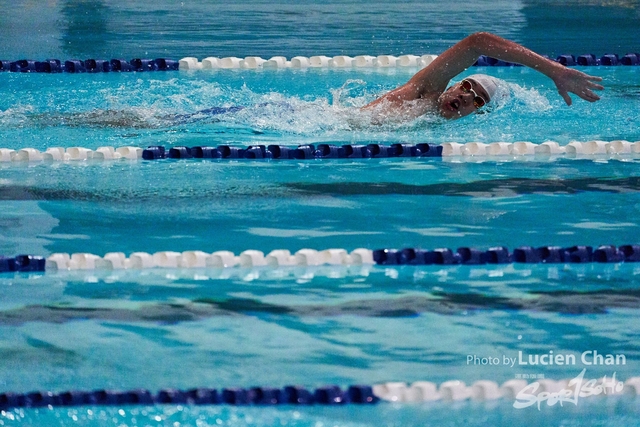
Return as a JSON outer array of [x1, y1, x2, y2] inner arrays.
[[460, 79, 488, 109]]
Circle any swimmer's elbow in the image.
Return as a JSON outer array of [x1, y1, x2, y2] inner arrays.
[[465, 32, 496, 46]]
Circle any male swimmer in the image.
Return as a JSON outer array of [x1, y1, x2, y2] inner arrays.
[[362, 32, 604, 122], [23, 33, 603, 129]]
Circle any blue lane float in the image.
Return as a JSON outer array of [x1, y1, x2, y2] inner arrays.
[[0, 58, 178, 73], [0, 385, 377, 409], [35, 59, 64, 73], [622, 53, 640, 65], [85, 59, 112, 73], [64, 60, 86, 73], [373, 244, 640, 266], [141, 143, 444, 161], [9, 59, 37, 72], [0, 255, 45, 273]]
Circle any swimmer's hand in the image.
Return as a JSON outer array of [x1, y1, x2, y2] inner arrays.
[[551, 68, 604, 105]]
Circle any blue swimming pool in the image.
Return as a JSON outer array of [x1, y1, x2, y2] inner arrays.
[[1, 1, 640, 426]]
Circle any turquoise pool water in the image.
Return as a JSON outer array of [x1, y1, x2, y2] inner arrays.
[[2, 1, 640, 426], [1, 68, 639, 257]]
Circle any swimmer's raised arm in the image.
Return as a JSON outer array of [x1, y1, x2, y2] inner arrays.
[[425, 32, 603, 105], [363, 32, 603, 118]]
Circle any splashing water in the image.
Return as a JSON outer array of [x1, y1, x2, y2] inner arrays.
[[0, 68, 637, 149]]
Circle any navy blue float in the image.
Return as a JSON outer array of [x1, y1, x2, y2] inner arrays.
[[556, 55, 576, 66], [484, 247, 511, 264], [0, 257, 17, 273], [221, 388, 249, 405], [399, 248, 430, 265], [244, 145, 267, 159], [366, 144, 390, 158], [35, 59, 64, 73], [85, 59, 112, 73], [431, 248, 460, 264], [283, 386, 314, 404], [157, 389, 188, 404], [110, 59, 134, 72], [620, 245, 640, 262], [267, 144, 294, 159], [474, 56, 519, 67], [600, 54, 619, 66], [562, 245, 593, 263], [64, 60, 86, 73], [373, 249, 400, 265], [621, 54, 640, 65], [217, 145, 246, 159], [348, 386, 377, 404], [315, 144, 341, 158], [14, 255, 46, 272], [593, 245, 625, 263], [388, 143, 416, 157], [373, 245, 640, 266], [142, 146, 166, 160], [0, 255, 44, 273], [167, 146, 192, 159], [131, 59, 157, 72], [10, 60, 37, 72], [577, 54, 599, 66], [24, 391, 57, 407], [340, 144, 370, 158], [190, 146, 219, 158], [247, 387, 281, 405], [141, 143, 445, 161], [293, 145, 316, 159], [512, 246, 541, 263], [58, 391, 93, 406], [314, 386, 347, 404], [457, 247, 486, 264], [186, 388, 221, 404], [154, 58, 179, 71]]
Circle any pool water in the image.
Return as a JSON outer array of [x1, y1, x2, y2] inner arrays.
[[1, 68, 639, 257], [2, 1, 640, 426]]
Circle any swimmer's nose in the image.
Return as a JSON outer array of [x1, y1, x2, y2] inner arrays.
[[459, 92, 474, 104]]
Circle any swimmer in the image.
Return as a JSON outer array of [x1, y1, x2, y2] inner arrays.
[[362, 32, 604, 122]]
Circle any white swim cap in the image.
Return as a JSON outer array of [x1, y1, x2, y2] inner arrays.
[[466, 74, 502, 102]]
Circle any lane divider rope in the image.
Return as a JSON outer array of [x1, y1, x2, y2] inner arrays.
[[1, 53, 639, 73], [1, 244, 639, 274], [2, 376, 640, 409], [0, 248, 375, 273], [2, 141, 640, 164]]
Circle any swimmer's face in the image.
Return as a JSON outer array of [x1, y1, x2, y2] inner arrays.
[[437, 79, 490, 120]]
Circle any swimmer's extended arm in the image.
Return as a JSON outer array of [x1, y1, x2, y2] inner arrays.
[[365, 32, 603, 109]]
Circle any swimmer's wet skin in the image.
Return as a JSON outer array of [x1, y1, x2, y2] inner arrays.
[[362, 32, 604, 122]]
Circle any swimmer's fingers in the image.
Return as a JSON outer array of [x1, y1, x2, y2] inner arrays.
[[558, 89, 573, 106], [586, 79, 605, 91], [583, 88, 601, 102], [579, 92, 600, 102], [566, 87, 601, 104], [580, 72, 603, 81]]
